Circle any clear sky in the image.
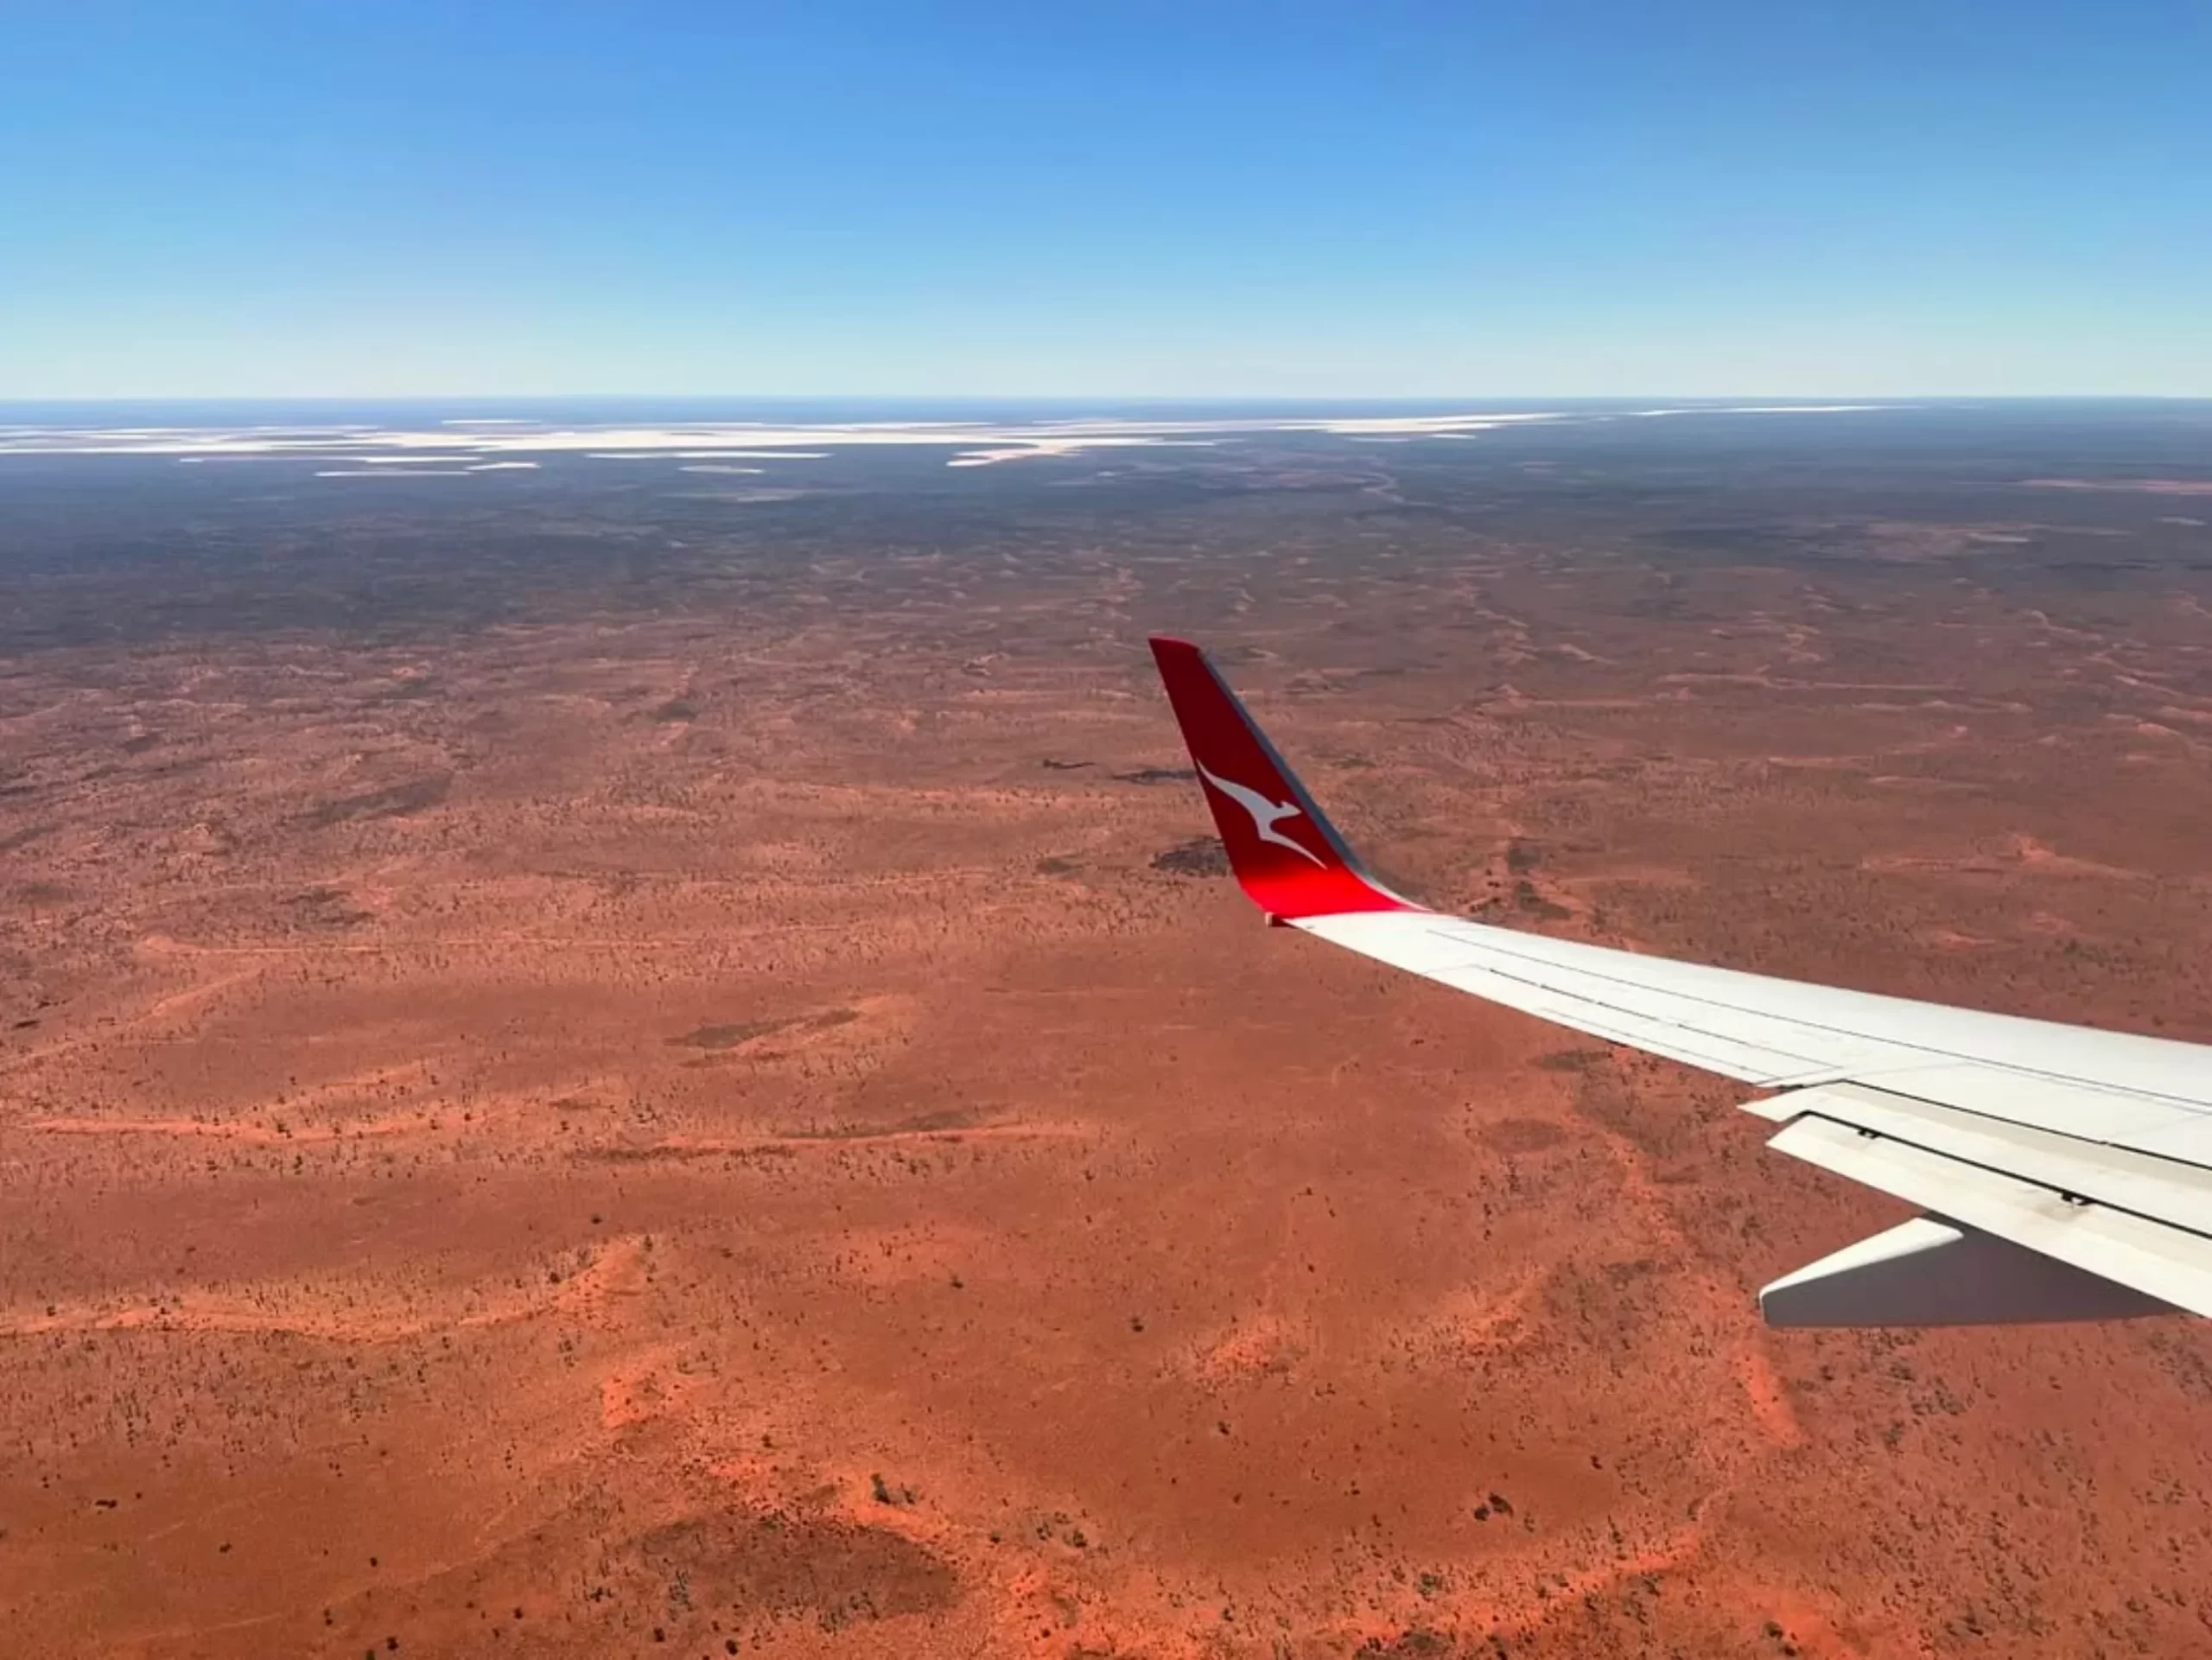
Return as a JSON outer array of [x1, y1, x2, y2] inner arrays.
[[3, 0, 2207, 399]]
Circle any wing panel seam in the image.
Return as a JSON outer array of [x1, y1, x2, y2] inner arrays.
[[1789, 1108, 2212, 1247], [1400, 920, 2212, 1121]]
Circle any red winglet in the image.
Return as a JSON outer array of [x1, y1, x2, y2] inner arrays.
[[1147, 636, 1420, 920]]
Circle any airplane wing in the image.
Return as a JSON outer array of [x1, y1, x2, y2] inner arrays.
[[1148, 635, 2212, 1327]]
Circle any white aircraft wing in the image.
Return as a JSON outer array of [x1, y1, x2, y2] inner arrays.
[[1149, 635, 2212, 1327]]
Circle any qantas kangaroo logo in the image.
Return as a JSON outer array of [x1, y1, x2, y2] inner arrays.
[[1196, 762, 1325, 866]]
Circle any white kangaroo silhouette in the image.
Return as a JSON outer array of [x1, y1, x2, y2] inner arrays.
[[1196, 762, 1325, 866]]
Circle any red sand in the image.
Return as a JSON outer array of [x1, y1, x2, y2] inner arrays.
[[7, 531, 2212, 1658]]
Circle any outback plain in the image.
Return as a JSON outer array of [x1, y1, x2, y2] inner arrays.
[[5, 403, 2212, 1658]]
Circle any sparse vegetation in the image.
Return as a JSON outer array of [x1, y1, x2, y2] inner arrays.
[[5, 410, 2211, 1660]]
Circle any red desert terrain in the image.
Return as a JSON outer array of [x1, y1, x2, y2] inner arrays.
[[6, 410, 2212, 1657]]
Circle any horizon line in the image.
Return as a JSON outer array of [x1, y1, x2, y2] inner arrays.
[[4, 391, 2209, 406]]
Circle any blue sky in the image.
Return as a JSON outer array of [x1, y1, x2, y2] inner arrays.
[[3, 1, 2206, 398]]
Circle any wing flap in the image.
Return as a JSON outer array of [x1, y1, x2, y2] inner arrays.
[[1758, 1215, 2177, 1326], [1764, 1081, 2212, 1240], [1807, 1061, 2204, 1145], [1766, 1116, 2212, 1318]]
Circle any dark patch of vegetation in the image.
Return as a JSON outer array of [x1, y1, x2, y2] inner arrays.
[[582, 1142, 800, 1165], [1111, 766, 1197, 785], [671, 1016, 794, 1050], [668, 1007, 859, 1051], [2145, 1330, 2212, 1398], [303, 774, 451, 828], [1152, 836, 1229, 877], [868, 1473, 919, 1506], [1478, 1117, 1570, 1154], [640, 1507, 957, 1625], [1358, 1628, 1452, 1657], [783, 1107, 974, 1142], [1533, 1049, 1606, 1072], [291, 886, 373, 928], [1039, 757, 1092, 770], [1514, 879, 1573, 921]]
